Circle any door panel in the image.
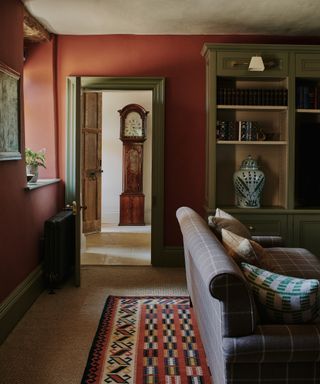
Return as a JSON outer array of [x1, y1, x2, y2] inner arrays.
[[81, 92, 102, 233]]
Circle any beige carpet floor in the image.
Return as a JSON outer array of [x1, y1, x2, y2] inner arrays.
[[0, 266, 188, 384]]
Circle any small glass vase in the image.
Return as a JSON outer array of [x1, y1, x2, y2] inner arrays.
[[233, 155, 265, 208]]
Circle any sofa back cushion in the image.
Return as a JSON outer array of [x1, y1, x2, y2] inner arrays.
[[208, 208, 252, 240]]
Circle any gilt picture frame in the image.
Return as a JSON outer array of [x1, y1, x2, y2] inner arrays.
[[0, 62, 21, 161]]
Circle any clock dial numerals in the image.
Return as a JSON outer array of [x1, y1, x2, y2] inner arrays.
[[124, 111, 143, 137]]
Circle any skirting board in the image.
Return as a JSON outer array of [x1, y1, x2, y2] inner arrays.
[[0, 265, 44, 345], [153, 246, 185, 267]]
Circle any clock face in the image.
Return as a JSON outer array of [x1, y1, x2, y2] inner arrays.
[[124, 111, 143, 137]]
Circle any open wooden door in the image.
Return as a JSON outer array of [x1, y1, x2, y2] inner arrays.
[[81, 92, 102, 234], [65, 77, 81, 286]]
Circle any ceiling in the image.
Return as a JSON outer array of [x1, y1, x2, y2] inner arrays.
[[22, 0, 320, 36]]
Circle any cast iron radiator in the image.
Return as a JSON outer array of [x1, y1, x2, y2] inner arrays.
[[44, 209, 75, 291]]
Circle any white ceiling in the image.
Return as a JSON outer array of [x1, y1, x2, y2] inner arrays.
[[22, 0, 320, 36]]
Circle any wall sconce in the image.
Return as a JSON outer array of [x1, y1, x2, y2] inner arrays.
[[248, 56, 265, 72]]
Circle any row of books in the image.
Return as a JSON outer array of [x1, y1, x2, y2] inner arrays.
[[217, 121, 266, 141], [296, 85, 320, 109], [217, 88, 288, 106]]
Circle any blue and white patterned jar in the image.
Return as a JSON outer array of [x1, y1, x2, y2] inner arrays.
[[233, 155, 265, 208]]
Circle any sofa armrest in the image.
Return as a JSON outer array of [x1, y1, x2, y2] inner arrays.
[[210, 273, 258, 337], [251, 235, 284, 247], [223, 323, 320, 363]]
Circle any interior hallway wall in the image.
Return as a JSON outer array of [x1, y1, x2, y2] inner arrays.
[[24, 39, 58, 178], [0, 0, 61, 303], [102, 91, 152, 224]]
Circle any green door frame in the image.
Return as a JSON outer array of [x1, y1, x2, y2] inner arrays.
[[66, 77, 167, 281], [66, 76, 81, 286]]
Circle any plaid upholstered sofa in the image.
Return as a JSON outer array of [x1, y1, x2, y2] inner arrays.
[[176, 206, 320, 384]]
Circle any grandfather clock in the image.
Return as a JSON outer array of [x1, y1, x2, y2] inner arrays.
[[118, 104, 149, 225]]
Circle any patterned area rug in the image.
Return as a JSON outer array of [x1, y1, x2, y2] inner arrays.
[[81, 296, 211, 383]]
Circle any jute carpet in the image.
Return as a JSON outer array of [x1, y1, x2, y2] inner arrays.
[[81, 296, 211, 383], [0, 266, 189, 384]]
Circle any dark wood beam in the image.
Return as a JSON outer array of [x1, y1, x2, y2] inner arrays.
[[23, 6, 51, 43]]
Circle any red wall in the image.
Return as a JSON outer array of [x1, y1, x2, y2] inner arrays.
[[57, 34, 320, 246], [0, 1, 60, 303], [24, 38, 58, 178]]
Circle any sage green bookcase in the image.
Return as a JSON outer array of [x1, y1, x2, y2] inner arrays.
[[202, 43, 320, 257]]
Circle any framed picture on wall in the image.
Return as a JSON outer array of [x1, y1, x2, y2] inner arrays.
[[0, 61, 21, 161]]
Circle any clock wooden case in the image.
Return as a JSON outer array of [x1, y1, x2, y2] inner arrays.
[[118, 104, 149, 225]]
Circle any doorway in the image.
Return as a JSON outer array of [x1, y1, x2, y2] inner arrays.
[[65, 77, 165, 286], [81, 90, 152, 265]]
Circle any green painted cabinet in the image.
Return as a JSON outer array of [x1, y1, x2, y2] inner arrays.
[[295, 54, 320, 76], [217, 50, 288, 77], [292, 215, 320, 258], [202, 43, 320, 258], [234, 212, 288, 238]]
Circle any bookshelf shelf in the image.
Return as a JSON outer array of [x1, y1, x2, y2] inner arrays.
[[296, 108, 320, 113], [218, 105, 288, 111], [217, 140, 287, 145]]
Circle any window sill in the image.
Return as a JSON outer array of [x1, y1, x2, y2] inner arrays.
[[25, 178, 60, 191]]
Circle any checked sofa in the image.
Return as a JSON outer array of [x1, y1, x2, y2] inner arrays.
[[176, 206, 320, 384]]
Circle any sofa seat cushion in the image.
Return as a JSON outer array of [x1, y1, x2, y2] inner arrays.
[[223, 323, 320, 363], [266, 247, 320, 280], [208, 208, 252, 240], [241, 263, 320, 324]]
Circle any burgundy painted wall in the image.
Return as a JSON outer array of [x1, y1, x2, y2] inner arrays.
[[0, 1, 60, 303], [57, 34, 320, 246]]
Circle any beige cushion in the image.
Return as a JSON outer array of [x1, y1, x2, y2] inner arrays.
[[221, 228, 273, 270], [208, 208, 252, 240]]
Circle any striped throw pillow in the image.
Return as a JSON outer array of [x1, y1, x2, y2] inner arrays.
[[241, 262, 320, 324]]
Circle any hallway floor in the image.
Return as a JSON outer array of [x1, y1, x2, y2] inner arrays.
[[81, 224, 151, 265]]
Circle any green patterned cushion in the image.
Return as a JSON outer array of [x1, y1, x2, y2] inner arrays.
[[241, 262, 320, 324]]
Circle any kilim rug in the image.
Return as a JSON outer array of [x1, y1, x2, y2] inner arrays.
[[81, 296, 212, 384]]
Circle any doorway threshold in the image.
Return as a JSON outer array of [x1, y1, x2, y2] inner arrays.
[[81, 225, 151, 266], [101, 224, 151, 233]]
